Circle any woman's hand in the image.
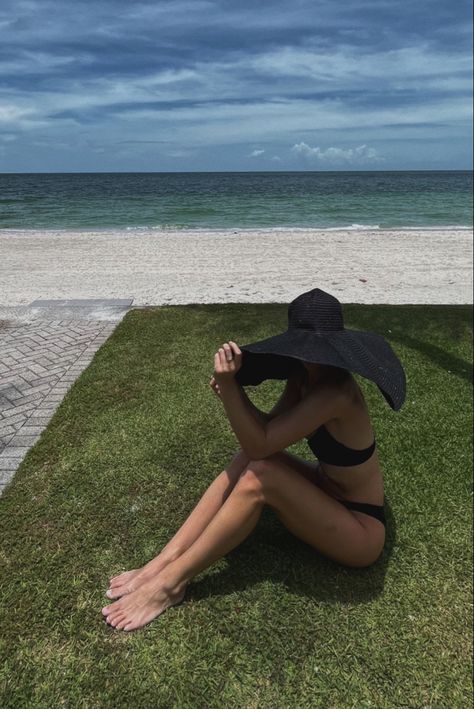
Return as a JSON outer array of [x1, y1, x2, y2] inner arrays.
[[209, 375, 222, 399], [213, 341, 242, 382]]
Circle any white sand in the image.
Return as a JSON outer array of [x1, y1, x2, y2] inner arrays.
[[0, 227, 472, 305]]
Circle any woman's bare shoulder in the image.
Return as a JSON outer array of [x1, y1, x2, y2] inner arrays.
[[322, 369, 355, 409], [332, 372, 372, 427], [330, 370, 364, 409]]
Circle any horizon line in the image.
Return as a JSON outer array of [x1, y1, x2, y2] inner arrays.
[[1, 168, 472, 175]]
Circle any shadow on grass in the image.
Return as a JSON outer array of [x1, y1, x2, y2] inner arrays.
[[184, 501, 396, 607], [389, 331, 472, 384], [343, 303, 473, 384], [150, 421, 397, 609]]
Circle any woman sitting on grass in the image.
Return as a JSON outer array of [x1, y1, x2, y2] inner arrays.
[[102, 288, 406, 632]]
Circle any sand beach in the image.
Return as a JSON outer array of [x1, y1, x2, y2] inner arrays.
[[0, 227, 472, 306]]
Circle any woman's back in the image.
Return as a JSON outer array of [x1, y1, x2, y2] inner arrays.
[[294, 366, 385, 506]]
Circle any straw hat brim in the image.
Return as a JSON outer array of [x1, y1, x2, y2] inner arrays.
[[234, 328, 406, 411]]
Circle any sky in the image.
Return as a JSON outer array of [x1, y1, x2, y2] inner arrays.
[[0, 0, 472, 172]]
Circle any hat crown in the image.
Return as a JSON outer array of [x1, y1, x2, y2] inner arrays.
[[288, 288, 344, 332]]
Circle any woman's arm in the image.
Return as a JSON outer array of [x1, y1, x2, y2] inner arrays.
[[239, 386, 273, 424], [213, 343, 351, 460], [210, 372, 300, 425], [216, 378, 267, 457], [219, 374, 343, 460]]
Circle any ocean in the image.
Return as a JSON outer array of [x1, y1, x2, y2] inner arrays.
[[0, 170, 472, 231]]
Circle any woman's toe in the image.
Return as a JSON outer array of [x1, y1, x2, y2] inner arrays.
[[110, 574, 127, 584], [107, 608, 124, 624], [110, 614, 125, 628], [110, 572, 129, 585], [116, 617, 129, 630], [102, 599, 121, 616]]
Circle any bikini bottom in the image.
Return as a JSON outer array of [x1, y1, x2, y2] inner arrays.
[[313, 464, 386, 527], [338, 499, 386, 527]]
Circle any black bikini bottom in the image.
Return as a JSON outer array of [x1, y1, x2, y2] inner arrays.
[[338, 500, 386, 527]]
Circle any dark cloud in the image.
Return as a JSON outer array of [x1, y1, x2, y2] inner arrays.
[[0, 0, 471, 170]]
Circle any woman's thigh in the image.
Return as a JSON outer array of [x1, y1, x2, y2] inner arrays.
[[260, 449, 327, 489], [244, 455, 385, 567], [233, 448, 324, 487]]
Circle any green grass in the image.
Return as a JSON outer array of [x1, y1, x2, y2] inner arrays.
[[0, 303, 472, 708]]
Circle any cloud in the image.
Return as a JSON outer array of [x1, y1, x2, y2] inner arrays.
[[164, 148, 196, 158], [0, 0, 471, 169], [0, 103, 36, 122], [117, 140, 168, 145], [246, 43, 473, 88], [0, 132, 17, 142], [291, 142, 385, 164]]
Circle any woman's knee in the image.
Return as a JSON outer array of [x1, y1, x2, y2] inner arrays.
[[233, 462, 270, 505], [237, 458, 270, 491], [228, 451, 271, 488], [218, 449, 251, 486]]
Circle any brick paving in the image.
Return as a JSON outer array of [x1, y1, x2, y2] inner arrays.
[[0, 300, 132, 495]]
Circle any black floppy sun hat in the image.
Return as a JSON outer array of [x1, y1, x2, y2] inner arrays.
[[234, 288, 406, 411]]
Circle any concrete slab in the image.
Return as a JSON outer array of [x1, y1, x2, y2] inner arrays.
[[30, 299, 133, 308], [0, 298, 134, 325], [0, 302, 133, 495]]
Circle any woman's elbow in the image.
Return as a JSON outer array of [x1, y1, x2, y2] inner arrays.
[[242, 444, 267, 460], [244, 442, 278, 460]]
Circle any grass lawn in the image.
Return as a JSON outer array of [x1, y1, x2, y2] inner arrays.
[[0, 303, 472, 708]]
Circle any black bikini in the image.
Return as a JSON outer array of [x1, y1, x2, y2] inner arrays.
[[306, 424, 386, 527], [306, 424, 376, 467]]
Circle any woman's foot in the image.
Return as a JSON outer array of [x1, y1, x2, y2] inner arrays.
[[102, 577, 186, 631], [107, 554, 177, 599], [106, 569, 146, 599]]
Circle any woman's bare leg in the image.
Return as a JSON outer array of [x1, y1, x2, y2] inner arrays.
[[106, 450, 250, 597], [102, 465, 266, 630]]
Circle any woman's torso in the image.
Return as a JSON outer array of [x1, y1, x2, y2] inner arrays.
[[296, 368, 385, 506]]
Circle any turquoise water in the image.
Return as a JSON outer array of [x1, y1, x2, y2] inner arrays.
[[0, 171, 472, 231]]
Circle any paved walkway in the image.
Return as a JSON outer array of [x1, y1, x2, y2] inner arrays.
[[0, 299, 132, 495]]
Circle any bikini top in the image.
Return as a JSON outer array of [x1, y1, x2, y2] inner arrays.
[[306, 424, 376, 467]]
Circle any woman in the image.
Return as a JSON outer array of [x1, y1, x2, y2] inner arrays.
[[102, 288, 406, 631]]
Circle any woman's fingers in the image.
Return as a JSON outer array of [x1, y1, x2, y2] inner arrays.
[[222, 343, 233, 361], [228, 341, 242, 371], [217, 348, 226, 370], [214, 347, 229, 374], [209, 375, 221, 397], [214, 341, 242, 377]]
